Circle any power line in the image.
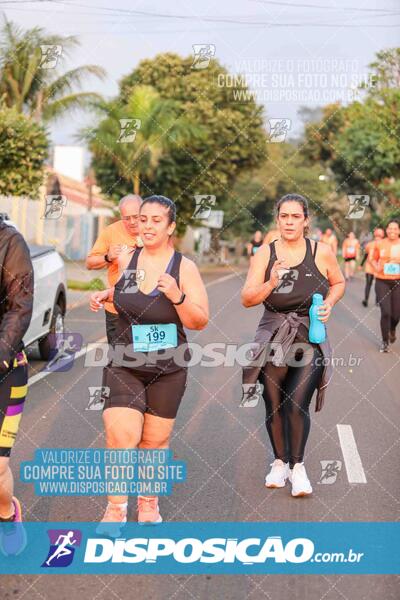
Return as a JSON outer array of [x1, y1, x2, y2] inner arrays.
[[36, 1, 400, 22], [250, 0, 399, 12], [4, 1, 397, 26], [2, 0, 399, 27]]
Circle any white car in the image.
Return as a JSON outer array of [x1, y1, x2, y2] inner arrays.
[[1, 214, 67, 360], [26, 243, 67, 360]]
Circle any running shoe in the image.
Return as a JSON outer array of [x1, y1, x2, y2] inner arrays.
[[389, 330, 396, 344], [0, 497, 27, 556], [288, 463, 313, 497], [265, 459, 289, 488], [137, 496, 162, 525], [361, 300, 367, 307], [96, 502, 127, 538], [379, 342, 389, 353]]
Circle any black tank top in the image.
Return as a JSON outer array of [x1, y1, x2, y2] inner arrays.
[[264, 237, 330, 317], [113, 248, 188, 373]]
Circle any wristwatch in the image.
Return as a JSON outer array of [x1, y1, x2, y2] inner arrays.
[[104, 254, 112, 263], [172, 291, 186, 306]]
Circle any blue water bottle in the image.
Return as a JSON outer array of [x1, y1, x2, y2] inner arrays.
[[309, 293, 326, 343]]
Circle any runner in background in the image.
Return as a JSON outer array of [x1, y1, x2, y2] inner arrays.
[[342, 231, 360, 281], [372, 221, 400, 353], [361, 227, 385, 307], [86, 194, 143, 346], [320, 228, 338, 256], [86, 195, 142, 407], [247, 230, 264, 257], [310, 228, 322, 242]]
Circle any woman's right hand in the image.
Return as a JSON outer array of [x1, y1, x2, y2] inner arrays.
[[268, 258, 289, 289], [90, 289, 109, 312]]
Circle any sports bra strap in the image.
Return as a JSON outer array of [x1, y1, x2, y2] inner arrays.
[[127, 247, 140, 271], [170, 251, 182, 281], [312, 240, 318, 259]]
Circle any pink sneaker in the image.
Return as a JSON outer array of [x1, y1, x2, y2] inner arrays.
[[137, 496, 162, 525], [96, 502, 127, 537]]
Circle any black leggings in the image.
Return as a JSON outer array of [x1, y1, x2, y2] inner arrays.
[[259, 344, 324, 468], [364, 273, 374, 303], [375, 278, 400, 343]]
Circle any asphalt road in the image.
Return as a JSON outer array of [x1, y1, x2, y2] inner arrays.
[[2, 270, 399, 599]]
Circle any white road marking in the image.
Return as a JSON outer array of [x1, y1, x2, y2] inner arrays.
[[27, 272, 241, 387], [337, 424, 367, 483]]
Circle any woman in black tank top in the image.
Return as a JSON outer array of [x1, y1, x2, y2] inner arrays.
[[264, 237, 330, 316], [113, 247, 189, 374], [241, 194, 345, 497], [90, 195, 209, 527]]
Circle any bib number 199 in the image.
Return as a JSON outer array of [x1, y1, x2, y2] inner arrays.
[[146, 325, 165, 343], [132, 323, 178, 352]]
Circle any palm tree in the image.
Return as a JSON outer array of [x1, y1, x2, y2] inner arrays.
[[81, 85, 204, 195], [0, 18, 106, 122]]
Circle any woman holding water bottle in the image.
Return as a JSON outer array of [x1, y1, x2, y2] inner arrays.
[[241, 194, 345, 497], [90, 195, 209, 528]]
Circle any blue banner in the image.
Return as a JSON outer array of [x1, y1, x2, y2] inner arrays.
[[0, 522, 398, 574]]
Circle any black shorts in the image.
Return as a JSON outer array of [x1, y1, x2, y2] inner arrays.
[[0, 351, 29, 457], [104, 366, 187, 419], [344, 257, 356, 262]]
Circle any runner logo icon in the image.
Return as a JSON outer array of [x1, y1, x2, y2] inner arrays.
[[240, 383, 264, 407], [42, 529, 82, 568]]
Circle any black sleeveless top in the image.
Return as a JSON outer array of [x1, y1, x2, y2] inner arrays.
[[264, 237, 330, 317], [113, 248, 188, 373]]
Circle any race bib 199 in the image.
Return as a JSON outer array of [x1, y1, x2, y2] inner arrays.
[[131, 323, 178, 352]]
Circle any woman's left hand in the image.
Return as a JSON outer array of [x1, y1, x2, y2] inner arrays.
[[157, 273, 181, 303], [318, 300, 333, 323]]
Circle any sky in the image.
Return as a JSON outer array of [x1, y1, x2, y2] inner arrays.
[[3, 0, 399, 146]]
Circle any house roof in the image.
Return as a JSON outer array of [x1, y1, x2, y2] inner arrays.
[[46, 166, 115, 210]]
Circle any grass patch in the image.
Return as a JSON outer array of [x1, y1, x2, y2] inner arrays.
[[67, 278, 106, 291]]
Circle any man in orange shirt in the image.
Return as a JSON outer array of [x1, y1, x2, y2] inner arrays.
[[361, 227, 384, 307], [86, 194, 142, 345], [372, 220, 400, 352]]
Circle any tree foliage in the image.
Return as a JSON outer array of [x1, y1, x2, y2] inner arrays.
[[0, 105, 48, 195], [90, 52, 267, 232], [301, 48, 400, 226], [0, 18, 105, 122], [227, 142, 332, 237], [81, 84, 204, 197]]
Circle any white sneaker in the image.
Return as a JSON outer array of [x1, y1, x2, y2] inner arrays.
[[265, 459, 289, 488], [289, 463, 312, 497]]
